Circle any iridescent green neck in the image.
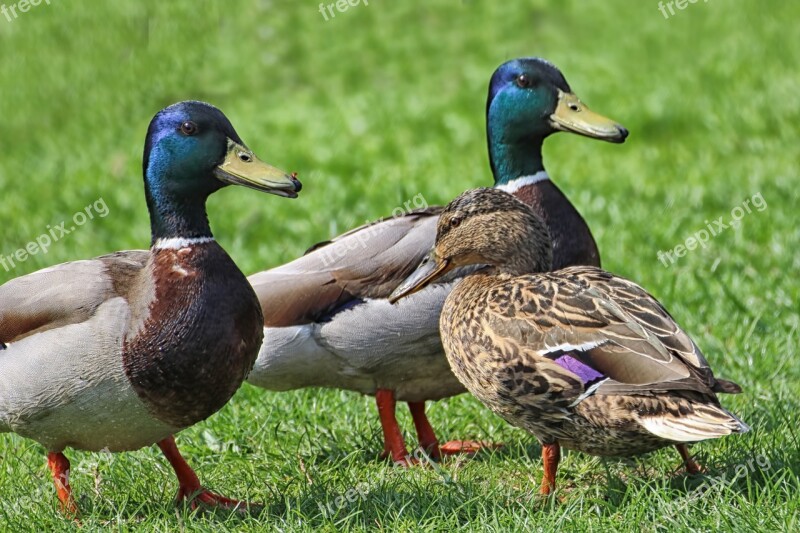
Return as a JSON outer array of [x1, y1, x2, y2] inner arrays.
[[487, 117, 547, 187], [145, 187, 213, 245], [144, 152, 214, 244]]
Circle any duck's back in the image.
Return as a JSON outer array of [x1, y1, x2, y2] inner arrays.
[[438, 266, 746, 456], [248, 207, 465, 399], [248, 181, 601, 399]]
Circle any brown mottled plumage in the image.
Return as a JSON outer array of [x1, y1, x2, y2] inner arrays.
[[391, 188, 748, 494], [247, 58, 629, 465]]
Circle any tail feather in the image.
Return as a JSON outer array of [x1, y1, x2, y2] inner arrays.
[[713, 378, 742, 394], [641, 403, 749, 442]]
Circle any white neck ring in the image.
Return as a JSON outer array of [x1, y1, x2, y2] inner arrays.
[[496, 171, 550, 194], [153, 236, 215, 250]]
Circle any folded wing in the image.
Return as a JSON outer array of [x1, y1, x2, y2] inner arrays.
[[249, 207, 443, 327], [0, 250, 149, 344]]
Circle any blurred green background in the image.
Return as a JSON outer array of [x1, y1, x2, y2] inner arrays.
[[1, 1, 798, 531]]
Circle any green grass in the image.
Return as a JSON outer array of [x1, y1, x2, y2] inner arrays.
[[1, 0, 798, 530]]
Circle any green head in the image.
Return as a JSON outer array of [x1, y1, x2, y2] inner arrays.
[[486, 58, 628, 185], [143, 100, 301, 242]]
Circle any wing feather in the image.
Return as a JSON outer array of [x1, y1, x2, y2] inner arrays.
[[0, 250, 148, 343], [483, 266, 738, 398], [250, 207, 443, 327]]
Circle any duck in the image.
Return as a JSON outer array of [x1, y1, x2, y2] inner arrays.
[[389, 187, 749, 493], [0, 100, 302, 515], [246, 58, 628, 464]]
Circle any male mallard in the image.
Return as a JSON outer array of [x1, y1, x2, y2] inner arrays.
[[390, 188, 748, 493], [246, 58, 628, 464], [0, 101, 301, 514]]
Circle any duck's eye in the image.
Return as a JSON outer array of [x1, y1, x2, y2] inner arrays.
[[449, 217, 462, 228], [515, 74, 532, 88], [180, 121, 198, 136]]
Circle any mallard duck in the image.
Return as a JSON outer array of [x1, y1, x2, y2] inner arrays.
[[390, 187, 748, 492], [0, 101, 301, 515], [246, 58, 628, 464]]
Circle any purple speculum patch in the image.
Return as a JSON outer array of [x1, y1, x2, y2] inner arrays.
[[554, 355, 605, 386]]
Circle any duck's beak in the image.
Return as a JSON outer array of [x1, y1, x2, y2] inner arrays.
[[550, 90, 628, 143], [389, 252, 451, 304], [214, 139, 302, 198]]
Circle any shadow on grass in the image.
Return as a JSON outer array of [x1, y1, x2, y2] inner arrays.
[[51, 440, 798, 529], [33, 399, 799, 528]]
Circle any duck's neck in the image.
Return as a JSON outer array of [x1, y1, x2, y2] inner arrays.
[[494, 170, 551, 195], [144, 175, 214, 246], [486, 121, 601, 269], [487, 123, 550, 191]]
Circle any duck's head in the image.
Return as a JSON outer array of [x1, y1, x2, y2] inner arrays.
[[389, 188, 552, 302], [488, 57, 628, 144], [486, 58, 628, 183], [143, 101, 302, 241], [144, 100, 301, 200]]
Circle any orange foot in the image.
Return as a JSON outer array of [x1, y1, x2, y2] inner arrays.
[[158, 436, 261, 514], [376, 389, 419, 466], [176, 486, 253, 512], [439, 440, 500, 455], [539, 442, 561, 495], [408, 401, 500, 460]]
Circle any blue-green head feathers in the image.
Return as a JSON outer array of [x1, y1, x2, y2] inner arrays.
[[486, 58, 627, 184], [143, 101, 244, 203], [487, 58, 571, 145]]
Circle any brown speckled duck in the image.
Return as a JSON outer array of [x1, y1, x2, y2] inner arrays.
[[0, 101, 301, 515], [246, 58, 628, 464], [390, 188, 748, 493]]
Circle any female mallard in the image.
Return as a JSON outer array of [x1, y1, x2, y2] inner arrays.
[[246, 58, 628, 464], [0, 101, 301, 514], [390, 188, 748, 492]]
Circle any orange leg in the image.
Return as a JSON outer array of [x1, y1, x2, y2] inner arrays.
[[157, 436, 253, 512], [47, 452, 78, 516], [407, 401, 488, 459], [539, 442, 561, 495], [675, 444, 703, 474], [375, 389, 414, 465], [407, 401, 442, 460]]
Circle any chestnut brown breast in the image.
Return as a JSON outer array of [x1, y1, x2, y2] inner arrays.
[[123, 242, 264, 429]]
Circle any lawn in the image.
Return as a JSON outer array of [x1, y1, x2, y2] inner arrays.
[[0, 0, 798, 531]]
